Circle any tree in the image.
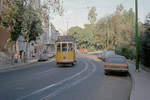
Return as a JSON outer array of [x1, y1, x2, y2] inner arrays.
[[68, 4, 144, 53], [140, 13, 150, 67], [21, 4, 43, 62], [0, 0, 63, 63], [116, 4, 124, 14], [41, 0, 64, 29], [1, 0, 26, 56], [145, 13, 150, 26], [88, 7, 97, 24], [22, 5, 42, 42]]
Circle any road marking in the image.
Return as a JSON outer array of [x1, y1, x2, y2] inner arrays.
[[0, 59, 55, 73], [3, 60, 56, 86], [16, 60, 87, 100], [42, 60, 97, 100], [72, 61, 96, 86]]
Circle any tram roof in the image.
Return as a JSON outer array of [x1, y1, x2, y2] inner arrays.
[[56, 36, 75, 43]]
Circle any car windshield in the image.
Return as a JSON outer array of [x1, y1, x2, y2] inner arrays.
[[103, 51, 115, 57], [106, 57, 126, 63], [40, 54, 47, 57]]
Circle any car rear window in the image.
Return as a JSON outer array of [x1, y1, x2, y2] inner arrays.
[[40, 54, 47, 57], [103, 51, 115, 58], [106, 57, 126, 63]]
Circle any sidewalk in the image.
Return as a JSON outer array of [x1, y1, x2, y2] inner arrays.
[[0, 59, 38, 72], [129, 62, 150, 100]]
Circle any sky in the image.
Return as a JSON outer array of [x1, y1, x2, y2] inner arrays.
[[51, 0, 150, 33]]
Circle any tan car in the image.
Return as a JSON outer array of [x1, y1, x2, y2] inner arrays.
[[104, 56, 128, 75], [99, 50, 116, 61]]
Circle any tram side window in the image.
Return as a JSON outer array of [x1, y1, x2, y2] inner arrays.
[[68, 43, 73, 52], [57, 43, 61, 52], [62, 43, 67, 52]]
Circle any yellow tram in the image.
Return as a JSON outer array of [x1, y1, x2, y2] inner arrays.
[[56, 36, 76, 66]]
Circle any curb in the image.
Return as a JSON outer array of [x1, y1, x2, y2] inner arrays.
[[0, 61, 37, 73], [128, 61, 148, 100], [140, 65, 150, 72], [129, 70, 135, 100], [0, 58, 55, 73], [127, 61, 136, 100]]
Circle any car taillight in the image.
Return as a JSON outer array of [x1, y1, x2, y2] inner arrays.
[[104, 65, 110, 68]]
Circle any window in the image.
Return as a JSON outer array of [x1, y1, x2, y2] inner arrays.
[[57, 43, 61, 52], [106, 57, 126, 63], [62, 43, 67, 52], [68, 43, 73, 52]]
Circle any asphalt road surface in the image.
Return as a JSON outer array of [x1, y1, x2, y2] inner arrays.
[[0, 55, 131, 100]]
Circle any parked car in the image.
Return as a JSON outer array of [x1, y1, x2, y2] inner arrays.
[[101, 50, 116, 61], [38, 54, 49, 62], [47, 53, 54, 58], [104, 56, 128, 75], [97, 52, 103, 59]]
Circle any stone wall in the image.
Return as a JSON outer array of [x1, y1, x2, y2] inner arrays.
[[0, 29, 10, 50]]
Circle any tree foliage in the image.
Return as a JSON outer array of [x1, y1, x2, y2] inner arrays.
[[1, 0, 25, 41], [22, 4, 43, 42], [140, 13, 150, 67], [68, 4, 144, 52], [41, 0, 64, 28], [1, 0, 63, 43], [88, 7, 97, 24]]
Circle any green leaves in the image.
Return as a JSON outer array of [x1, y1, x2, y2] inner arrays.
[[1, 0, 63, 43], [68, 25, 99, 50], [1, 0, 43, 43], [22, 4, 43, 42], [68, 4, 144, 52], [139, 13, 150, 66], [88, 7, 97, 24]]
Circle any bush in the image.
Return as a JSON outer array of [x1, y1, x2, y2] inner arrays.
[[116, 45, 136, 60], [139, 27, 150, 67]]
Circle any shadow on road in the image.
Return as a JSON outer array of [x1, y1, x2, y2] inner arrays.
[[56, 64, 74, 68], [105, 72, 129, 77]]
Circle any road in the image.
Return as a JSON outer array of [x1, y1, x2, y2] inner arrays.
[[0, 55, 131, 100]]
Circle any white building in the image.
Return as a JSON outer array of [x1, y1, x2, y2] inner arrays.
[[47, 23, 60, 53], [16, 36, 37, 62]]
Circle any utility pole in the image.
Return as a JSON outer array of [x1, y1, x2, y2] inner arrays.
[[135, 0, 139, 71]]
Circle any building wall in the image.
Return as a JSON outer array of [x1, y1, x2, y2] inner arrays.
[[50, 23, 60, 41], [0, 29, 10, 50]]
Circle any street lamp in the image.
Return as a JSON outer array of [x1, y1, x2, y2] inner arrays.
[[135, 0, 139, 72]]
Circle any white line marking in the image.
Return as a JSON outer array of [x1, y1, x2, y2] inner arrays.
[[42, 60, 97, 100], [17, 60, 87, 100]]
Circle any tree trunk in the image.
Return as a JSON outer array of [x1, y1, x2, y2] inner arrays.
[[24, 42, 29, 63]]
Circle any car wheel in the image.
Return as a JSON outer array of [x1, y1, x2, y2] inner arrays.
[[105, 71, 109, 75], [124, 72, 129, 76]]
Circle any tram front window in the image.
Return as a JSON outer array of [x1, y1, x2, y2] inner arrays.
[[62, 43, 67, 52], [68, 43, 73, 52], [57, 43, 61, 52]]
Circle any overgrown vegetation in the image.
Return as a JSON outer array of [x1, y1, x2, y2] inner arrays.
[[0, 0, 63, 62], [68, 4, 144, 52], [115, 44, 136, 60], [68, 4, 150, 67], [139, 13, 150, 67], [0, 0, 63, 47]]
